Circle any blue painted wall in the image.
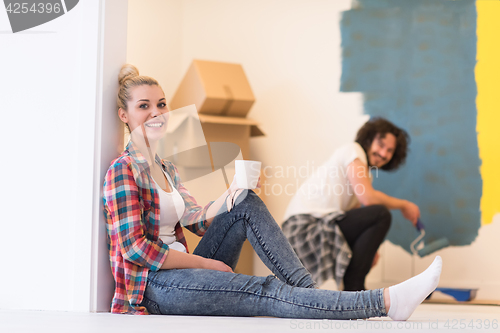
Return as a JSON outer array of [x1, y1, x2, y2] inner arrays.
[[340, 0, 481, 253]]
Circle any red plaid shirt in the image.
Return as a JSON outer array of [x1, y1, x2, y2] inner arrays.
[[103, 142, 213, 314]]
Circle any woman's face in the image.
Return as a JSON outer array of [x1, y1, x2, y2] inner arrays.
[[119, 84, 169, 141]]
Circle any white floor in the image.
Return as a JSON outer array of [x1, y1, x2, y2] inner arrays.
[[1, 304, 498, 333]]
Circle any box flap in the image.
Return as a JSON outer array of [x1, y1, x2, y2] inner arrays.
[[198, 114, 259, 125], [165, 106, 264, 139], [250, 125, 265, 137], [199, 114, 265, 137]]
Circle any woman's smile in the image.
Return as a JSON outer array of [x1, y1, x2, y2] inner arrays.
[[145, 121, 164, 128]]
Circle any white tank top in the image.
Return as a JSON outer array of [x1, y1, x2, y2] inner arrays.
[[152, 171, 187, 253]]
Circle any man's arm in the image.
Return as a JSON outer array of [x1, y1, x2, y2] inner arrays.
[[346, 158, 420, 225]]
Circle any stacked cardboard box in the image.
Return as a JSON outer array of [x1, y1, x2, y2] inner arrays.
[[169, 59, 265, 275]]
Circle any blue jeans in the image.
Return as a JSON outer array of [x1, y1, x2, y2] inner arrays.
[[141, 190, 387, 319]]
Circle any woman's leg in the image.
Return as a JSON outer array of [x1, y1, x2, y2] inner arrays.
[[193, 190, 315, 288], [336, 205, 392, 291], [142, 268, 386, 319], [141, 256, 442, 320]]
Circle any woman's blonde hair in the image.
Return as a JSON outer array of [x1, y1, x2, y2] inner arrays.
[[117, 64, 160, 111]]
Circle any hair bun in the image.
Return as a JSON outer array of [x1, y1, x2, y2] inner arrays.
[[118, 64, 139, 85]]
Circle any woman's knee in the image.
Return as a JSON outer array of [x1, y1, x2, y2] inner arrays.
[[232, 189, 266, 211], [230, 190, 276, 228], [374, 205, 392, 230]]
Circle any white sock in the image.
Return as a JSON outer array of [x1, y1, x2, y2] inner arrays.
[[387, 256, 442, 321]]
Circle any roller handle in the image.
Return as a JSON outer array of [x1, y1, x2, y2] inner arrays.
[[416, 219, 424, 232]]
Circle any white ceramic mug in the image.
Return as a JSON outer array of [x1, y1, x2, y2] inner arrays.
[[235, 160, 261, 189]]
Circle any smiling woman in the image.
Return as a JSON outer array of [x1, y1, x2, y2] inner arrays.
[[116, 64, 167, 133], [101, 64, 441, 321]]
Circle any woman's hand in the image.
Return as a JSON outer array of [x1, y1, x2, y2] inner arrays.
[[228, 175, 240, 193], [401, 200, 420, 226], [202, 258, 234, 273], [225, 176, 261, 211], [229, 176, 261, 192], [207, 175, 262, 222]]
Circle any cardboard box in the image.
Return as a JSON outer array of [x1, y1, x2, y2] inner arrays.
[[199, 114, 264, 158], [170, 60, 255, 118]]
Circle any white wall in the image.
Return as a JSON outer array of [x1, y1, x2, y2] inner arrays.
[[90, 0, 129, 312], [127, 0, 183, 102], [0, 0, 127, 311], [127, 0, 499, 300]]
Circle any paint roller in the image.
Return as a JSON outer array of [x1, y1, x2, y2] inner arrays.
[[411, 219, 450, 257]]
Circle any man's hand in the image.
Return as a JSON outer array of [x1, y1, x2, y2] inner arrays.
[[202, 258, 234, 273], [401, 201, 420, 226]]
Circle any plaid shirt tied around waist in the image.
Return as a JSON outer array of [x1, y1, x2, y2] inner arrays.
[[282, 213, 352, 288], [103, 141, 213, 314]]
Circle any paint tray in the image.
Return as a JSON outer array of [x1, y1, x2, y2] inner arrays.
[[430, 288, 478, 302]]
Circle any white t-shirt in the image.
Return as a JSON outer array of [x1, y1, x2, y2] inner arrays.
[[153, 171, 187, 253], [283, 142, 371, 221]]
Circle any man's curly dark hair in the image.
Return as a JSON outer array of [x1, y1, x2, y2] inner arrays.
[[355, 117, 410, 171]]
